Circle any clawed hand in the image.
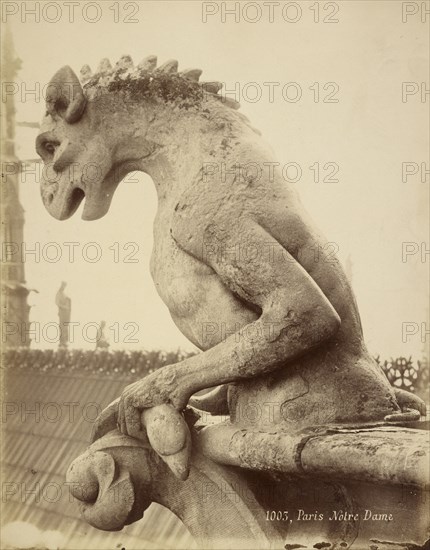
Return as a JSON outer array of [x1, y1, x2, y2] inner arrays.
[[92, 365, 193, 480]]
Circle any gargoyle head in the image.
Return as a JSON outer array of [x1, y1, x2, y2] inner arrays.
[[37, 64, 140, 221], [37, 56, 241, 221]]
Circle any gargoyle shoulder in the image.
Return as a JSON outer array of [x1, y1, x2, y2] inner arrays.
[[170, 179, 246, 262]]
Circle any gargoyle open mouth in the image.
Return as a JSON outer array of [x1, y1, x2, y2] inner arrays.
[[42, 169, 120, 222], [41, 180, 85, 221], [69, 187, 86, 216]]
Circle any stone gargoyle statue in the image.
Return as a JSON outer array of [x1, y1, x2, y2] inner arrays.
[[37, 57, 428, 548]]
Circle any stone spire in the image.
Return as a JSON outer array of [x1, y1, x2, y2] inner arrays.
[[1, 24, 32, 347]]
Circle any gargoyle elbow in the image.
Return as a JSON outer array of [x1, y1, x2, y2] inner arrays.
[[285, 301, 341, 346], [261, 299, 340, 349], [316, 303, 341, 341]]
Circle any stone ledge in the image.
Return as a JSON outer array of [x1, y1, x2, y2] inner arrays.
[[197, 423, 430, 488]]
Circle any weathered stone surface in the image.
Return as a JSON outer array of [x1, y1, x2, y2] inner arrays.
[[179, 68, 202, 81], [97, 58, 112, 73], [80, 64, 93, 84], [36, 57, 425, 447], [138, 55, 157, 71], [67, 428, 283, 548], [67, 422, 429, 547], [201, 81, 223, 93], [37, 57, 428, 545], [197, 422, 430, 487], [156, 59, 179, 74]]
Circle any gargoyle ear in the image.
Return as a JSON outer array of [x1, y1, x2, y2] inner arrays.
[[45, 65, 87, 124]]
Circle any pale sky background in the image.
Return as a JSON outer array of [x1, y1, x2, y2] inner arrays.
[[5, 0, 429, 357]]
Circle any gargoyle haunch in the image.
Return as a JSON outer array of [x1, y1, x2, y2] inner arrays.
[[37, 55, 425, 479]]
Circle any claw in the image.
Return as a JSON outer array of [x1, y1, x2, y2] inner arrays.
[[90, 398, 119, 443], [385, 408, 421, 422], [394, 388, 427, 417], [189, 385, 230, 415], [92, 399, 192, 480]]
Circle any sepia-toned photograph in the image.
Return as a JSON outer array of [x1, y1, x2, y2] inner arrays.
[[1, 1, 429, 548]]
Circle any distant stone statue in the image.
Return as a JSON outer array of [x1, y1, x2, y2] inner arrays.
[[38, 57, 428, 547], [55, 281, 71, 348], [95, 320, 109, 350]]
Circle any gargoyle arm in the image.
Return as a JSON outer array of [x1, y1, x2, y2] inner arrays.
[[171, 219, 341, 397], [114, 219, 341, 477]]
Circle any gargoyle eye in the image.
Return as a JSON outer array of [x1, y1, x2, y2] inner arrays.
[[44, 142, 56, 154], [35, 134, 60, 160]]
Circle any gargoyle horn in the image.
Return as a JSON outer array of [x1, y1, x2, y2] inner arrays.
[[201, 81, 223, 94], [45, 65, 87, 124], [138, 55, 157, 71], [115, 55, 134, 70], [97, 58, 112, 73], [180, 68, 202, 82], [80, 64, 93, 84], [157, 59, 178, 74]]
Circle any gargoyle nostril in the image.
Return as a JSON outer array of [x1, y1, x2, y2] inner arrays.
[[47, 193, 54, 204]]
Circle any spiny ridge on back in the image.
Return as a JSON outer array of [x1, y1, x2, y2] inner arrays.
[[80, 55, 240, 109]]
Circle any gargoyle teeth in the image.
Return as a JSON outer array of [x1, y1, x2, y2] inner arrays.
[[97, 58, 112, 73], [80, 65, 93, 84], [201, 81, 223, 93], [138, 55, 157, 71], [157, 59, 179, 74], [116, 55, 134, 70], [179, 69, 202, 82]]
